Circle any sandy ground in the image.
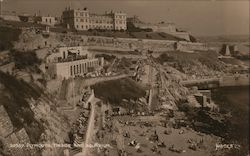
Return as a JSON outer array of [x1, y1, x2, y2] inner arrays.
[[86, 114, 221, 156]]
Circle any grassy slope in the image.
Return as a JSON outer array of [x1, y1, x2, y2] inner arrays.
[[91, 78, 146, 105], [11, 49, 42, 70]]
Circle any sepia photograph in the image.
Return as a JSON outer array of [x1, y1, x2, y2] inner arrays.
[[0, 0, 249, 156]]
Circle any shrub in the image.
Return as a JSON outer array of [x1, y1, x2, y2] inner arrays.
[[11, 50, 41, 69], [0, 26, 21, 51], [92, 78, 146, 105]]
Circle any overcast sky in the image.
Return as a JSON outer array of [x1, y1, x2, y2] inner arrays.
[[2, 0, 249, 36]]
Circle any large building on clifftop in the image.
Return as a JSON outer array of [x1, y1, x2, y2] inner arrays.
[[62, 7, 127, 31]]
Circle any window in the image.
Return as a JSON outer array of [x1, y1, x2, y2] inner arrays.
[[70, 66, 73, 76], [63, 51, 65, 59], [79, 64, 82, 73]]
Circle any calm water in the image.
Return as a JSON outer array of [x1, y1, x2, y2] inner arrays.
[[213, 86, 249, 110], [211, 86, 249, 142]]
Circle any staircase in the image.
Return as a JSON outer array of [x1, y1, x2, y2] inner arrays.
[[187, 95, 201, 108], [74, 135, 84, 145], [69, 147, 82, 156], [68, 135, 85, 156]]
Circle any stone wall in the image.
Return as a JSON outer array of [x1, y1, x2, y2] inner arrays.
[[177, 41, 208, 52], [16, 30, 208, 53]]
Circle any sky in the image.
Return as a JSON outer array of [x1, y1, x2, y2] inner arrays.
[[1, 0, 249, 36]]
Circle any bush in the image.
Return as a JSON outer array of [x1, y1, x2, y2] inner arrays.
[[92, 78, 146, 105], [127, 22, 152, 32], [189, 35, 197, 42], [157, 53, 175, 64], [11, 50, 41, 69], [178, 102, 190, 112], [0, 26, 21, 51]]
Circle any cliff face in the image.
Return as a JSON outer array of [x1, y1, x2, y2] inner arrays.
[[14, 31, 64, 51], [0, 72, 70, 156]]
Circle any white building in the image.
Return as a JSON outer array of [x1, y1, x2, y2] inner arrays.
[[62, 7, 127, 31], [40, 16, 57, 26], [46, 46, 90, 63], [46, 46, 104, 79], [47, 57, 104, 79]]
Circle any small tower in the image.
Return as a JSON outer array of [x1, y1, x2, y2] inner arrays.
[[233, 45, 238, 52], [225, 45, 231, 56]]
